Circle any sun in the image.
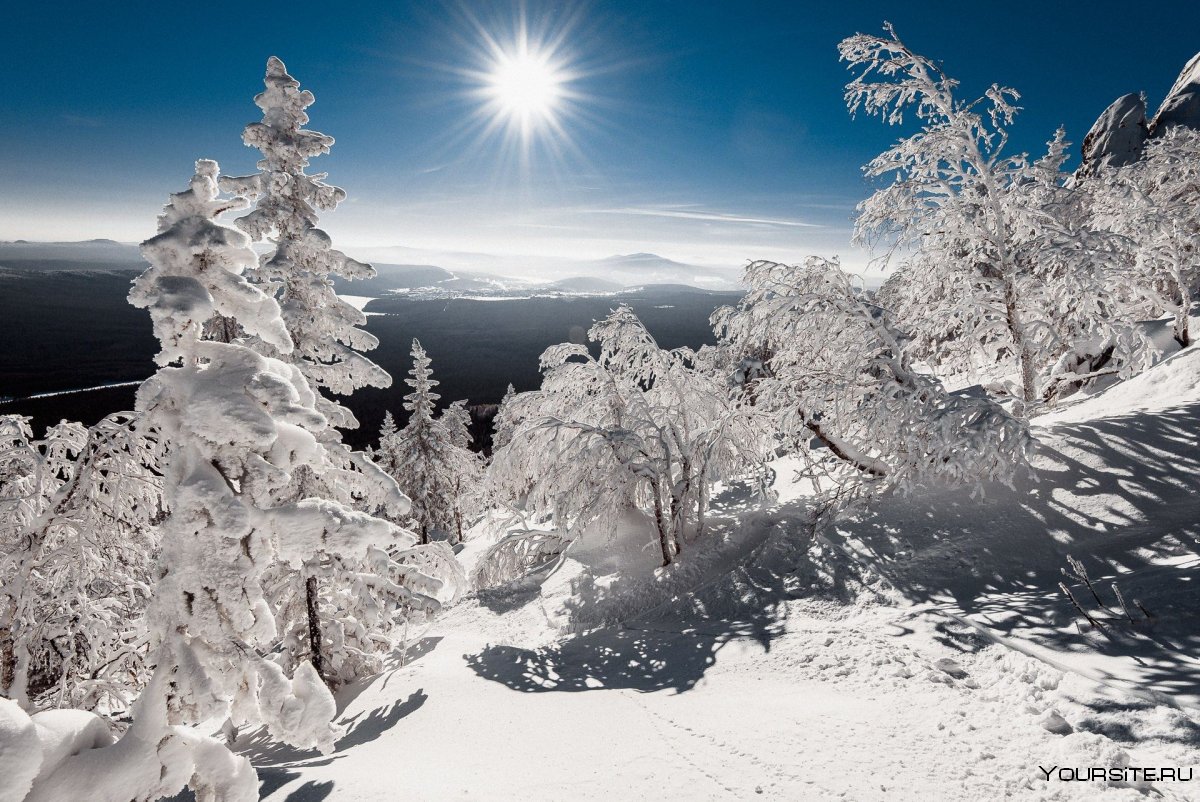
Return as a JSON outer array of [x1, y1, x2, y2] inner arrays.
[[438, 7, 598, 170], [487, 48, 564, 124]]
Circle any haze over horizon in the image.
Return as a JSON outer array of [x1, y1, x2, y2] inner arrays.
[[5, 1, 1200, 275]]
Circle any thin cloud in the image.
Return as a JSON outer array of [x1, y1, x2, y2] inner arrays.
[[589, 206, 822, 229]]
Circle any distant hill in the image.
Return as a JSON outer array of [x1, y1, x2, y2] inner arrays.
[[0, 240, 145, 271], [0, 242, 743, 292], [585, 253, 741, 289]]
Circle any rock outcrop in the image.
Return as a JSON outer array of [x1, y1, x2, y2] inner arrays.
[[1078, 51, 1200, 173], [1080, 93, 1149, 172]]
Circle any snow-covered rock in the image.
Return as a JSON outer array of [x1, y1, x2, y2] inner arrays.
[[1150, 51, 1200, 133], [1079, 93, 1148, 171], [1080, 50, 1200, 173]]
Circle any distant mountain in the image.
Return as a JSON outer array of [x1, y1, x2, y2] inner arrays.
[[0, 239, 144, 268], [586, 253, 741, 289], [0, 241, 743, 292]]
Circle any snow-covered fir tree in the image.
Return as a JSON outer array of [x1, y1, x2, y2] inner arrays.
[[841, 24, 1144, 411], [375, 341, 486, 545], [489, 307, 764, 568], [128, 158, 362, 758], [212, 57, 454, 691], [713, 258, 1029, 504], [441, 399, 487, 541], [219, 56, 389, 433], [491, 383, 520, 452]]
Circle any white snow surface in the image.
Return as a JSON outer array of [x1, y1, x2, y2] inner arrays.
[[242, 345, 1200, 800]]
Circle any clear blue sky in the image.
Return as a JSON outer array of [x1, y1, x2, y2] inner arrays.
[[4, 1, 1199, 269]]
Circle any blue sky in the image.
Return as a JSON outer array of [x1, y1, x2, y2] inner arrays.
[[4, 1, 1200, 270]]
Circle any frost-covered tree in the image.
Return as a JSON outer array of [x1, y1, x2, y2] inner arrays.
[[1, 417, 87, 703], [0, 413, 163, 714], [262, 538, 444, 689], [375, 341, 486, 544], [842, 24, 1143, 410], [490, 383, 520, 453], [1088, 127, 1200, 347], [209, 57, 453, 693], [0, 418, 85, 542], [713, 258, 1029, 504], [490, 307, 764, 567], [128, 158, 363, 759], [441, 399, 487, 541], [220, 56, 389, 433], [16, 160, 346, 800]]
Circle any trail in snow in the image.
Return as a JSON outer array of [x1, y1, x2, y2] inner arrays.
[[252, 587, 1195, 800]]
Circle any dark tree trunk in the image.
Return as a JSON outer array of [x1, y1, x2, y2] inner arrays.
[[0, 626, 14, 697], [652, 489, 672, 567], [305, 575, 330, 688]]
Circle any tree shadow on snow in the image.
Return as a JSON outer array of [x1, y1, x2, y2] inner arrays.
[[234, 689, 428, 780], [467, 624, 733, 693], [467, 498, 835, 694], [337, 688, 428, 749], [282, 781, 335, 801], [823, 400, 1200, 706]]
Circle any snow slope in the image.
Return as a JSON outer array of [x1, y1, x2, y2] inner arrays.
[[249, 349, 1200, 801]]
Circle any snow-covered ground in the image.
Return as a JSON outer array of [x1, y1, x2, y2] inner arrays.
[[249, 347, 1200, 801]]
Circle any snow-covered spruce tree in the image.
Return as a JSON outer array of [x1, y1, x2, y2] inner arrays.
[[0, 412, 163, 714], [441, 400, 487, 543], [11, 161, 317, 802], [842, 24, 1143, 411], [219, 56, 389, 433], [712, 258, 1029, 504], [130, 158, 344, 756], [213, 57, 451, 691], [491, 383, 520, 452], [375, 341, 485, 545], [113, 159, 445, 791], [1088, 127, 1200, 347], [489, 307, 764, 569]]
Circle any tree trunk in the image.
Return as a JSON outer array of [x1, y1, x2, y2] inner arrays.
[[0, 626, 14, 698], [1174, 306, 1191, 348], [305, 575, 330, 689], [1002, 277, 1038, 408], [652, 487, 672, 567]]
